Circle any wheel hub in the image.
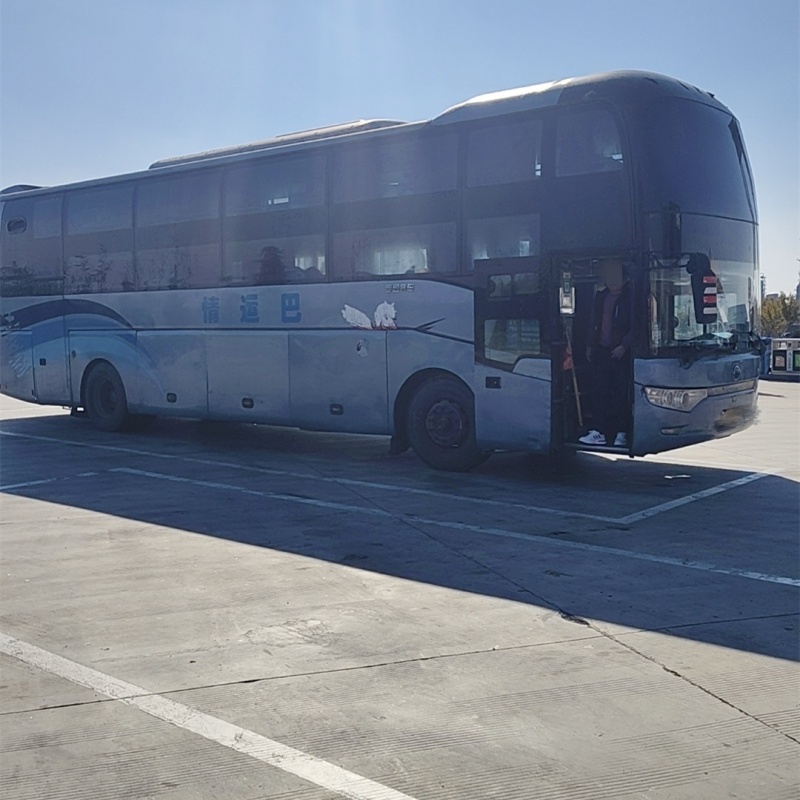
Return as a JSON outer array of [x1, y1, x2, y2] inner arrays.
[[425, 399, 467, 447]]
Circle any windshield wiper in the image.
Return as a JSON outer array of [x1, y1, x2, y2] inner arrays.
[[729, 330, 764, 353], [670, 335, 735, 367], [674, 340, 718, 368], [675, 331, 761, 366], [683, 333, 729, 346]]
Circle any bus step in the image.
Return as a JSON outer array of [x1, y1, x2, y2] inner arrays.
[[563, 442, 630, 454]]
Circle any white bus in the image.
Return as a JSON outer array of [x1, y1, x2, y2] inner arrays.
[[1, 71, 761, 470]]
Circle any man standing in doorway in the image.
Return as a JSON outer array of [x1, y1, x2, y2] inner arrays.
[[579, 258, 632, 447]]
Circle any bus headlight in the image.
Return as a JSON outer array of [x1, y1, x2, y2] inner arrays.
[[644, 387, 707, 412]]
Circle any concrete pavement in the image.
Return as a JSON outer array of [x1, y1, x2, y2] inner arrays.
[[1, 386, 798, 799]]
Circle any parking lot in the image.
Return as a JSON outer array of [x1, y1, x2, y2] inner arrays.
[[1, 385, 798, 800]]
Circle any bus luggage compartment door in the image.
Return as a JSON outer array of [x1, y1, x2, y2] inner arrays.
[[32, 332, 70, 405], [207, 331, 290, 424], [135, 331, 208, 415], [289, 331, 389, 433]]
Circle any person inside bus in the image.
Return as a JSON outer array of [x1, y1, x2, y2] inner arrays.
[[579, 258, 632, 447]]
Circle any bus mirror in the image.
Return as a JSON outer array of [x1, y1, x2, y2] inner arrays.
[[686, 253, 718, 325], [559, 270, 575, 315]]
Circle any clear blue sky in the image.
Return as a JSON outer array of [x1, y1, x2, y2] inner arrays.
[[1, 0, 797, 293]]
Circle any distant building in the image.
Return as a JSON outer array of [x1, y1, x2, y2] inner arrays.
[[760, 274, 767, 302]]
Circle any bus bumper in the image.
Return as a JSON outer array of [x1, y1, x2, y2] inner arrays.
[[631, 379, 758, 455]]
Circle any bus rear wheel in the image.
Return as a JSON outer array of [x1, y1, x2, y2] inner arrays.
[[407, 377, 490, 472], [84, 362, 132, 432]]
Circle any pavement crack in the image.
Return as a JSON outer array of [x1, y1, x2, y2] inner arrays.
[[0, 633, 601, 717], [371, 500, 800, 749], [630, 611, 799, 632], [0, 697, 115, 715], [591, 629, 800, 747], [315, 467, 565, 612]]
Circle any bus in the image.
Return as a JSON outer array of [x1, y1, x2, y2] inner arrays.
[[0, 70, 761, 471]]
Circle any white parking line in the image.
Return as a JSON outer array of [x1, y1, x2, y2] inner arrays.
[[0, 471, 98, 493], [0, 476, 65, 492], [0, 430, 618, 523], [618, 472, 767, 524], [0, 632, 418, 800], [0, 430, 768, 527], [113, 467, 800, 587]]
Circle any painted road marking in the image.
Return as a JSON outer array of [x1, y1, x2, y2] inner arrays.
[[593, 450, 798, 480], [111, 467, 799, 587], [618, 472, 767, 524], [0, 471, 98, 493], [0, 476, 66, 492], [0, 430, 768, 527], [0, 632, 418, 800], [0, 430, 617, 523]]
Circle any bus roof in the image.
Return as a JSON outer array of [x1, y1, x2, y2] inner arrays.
[[1, 70, 728, 199], [432, 70, 724, 125], [148, 119, 410, 170]]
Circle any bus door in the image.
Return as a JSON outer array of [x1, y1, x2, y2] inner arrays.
[[554, 257, 602, 448], [554, 255, 634, 451], [472, 256, 552, 451]]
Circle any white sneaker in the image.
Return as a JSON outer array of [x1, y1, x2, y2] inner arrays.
[[579, 430, 606, 445], [613, 432, 628, 447]]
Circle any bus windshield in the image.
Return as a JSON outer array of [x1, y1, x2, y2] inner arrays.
[[647, 208, 758, 355], [640, 99, 756, 221], [649, 256, 757, 353]]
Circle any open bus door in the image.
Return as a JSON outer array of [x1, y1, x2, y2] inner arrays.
[[552, 255, 633, 453]]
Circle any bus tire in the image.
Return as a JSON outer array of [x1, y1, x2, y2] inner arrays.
[[407, 377, 490, 472], [84, 362, 131, 432]]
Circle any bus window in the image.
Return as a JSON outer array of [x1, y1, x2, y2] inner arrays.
[[333, 222, 456, 279], [556, 108, 623, 177], [1, 196, 63, 296], [640, 100, 755, 221], [484, 318, 543, 364], [475, 259, 549, 368], [223, 233, 326, 285], [467, 118, 542, 186], [136, 172, 221, 290], [648, 215, 757, 353], [33, 196, 62, 240], [225, 155, 325, 215], [65, 186, 133, 294], [67, 186, 131, 234], [466, 214, 540, 267], [223, 156, 326, 285], [649, 257, 755, 352], [332, 135, 457, 202]]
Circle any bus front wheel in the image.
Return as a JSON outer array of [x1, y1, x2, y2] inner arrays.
[[84, 362, 132, 432], [407, 377, 490, 472]]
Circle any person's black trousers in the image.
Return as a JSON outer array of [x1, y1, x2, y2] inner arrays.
[[589, 346, 631, 440]]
